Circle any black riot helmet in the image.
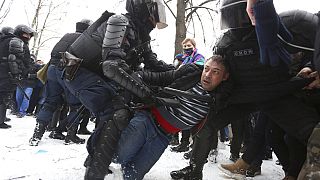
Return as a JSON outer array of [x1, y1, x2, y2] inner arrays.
[[126, 0, 167, 29], [13, 24, 35, 42], [279, 10, 318, 53], [1, 26, 14, 35], [76, 19, 93, 33], [220, 0, 252, 30]]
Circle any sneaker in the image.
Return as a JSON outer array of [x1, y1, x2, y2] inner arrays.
[[229, 154, 239, 162], [0, 122, 11, 129], [246, 166, 261, 177], [5, 117, 11, 122]]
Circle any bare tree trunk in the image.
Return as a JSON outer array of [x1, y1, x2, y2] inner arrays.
[[30, 0, 43, 55], [174, 0, 186, 60]]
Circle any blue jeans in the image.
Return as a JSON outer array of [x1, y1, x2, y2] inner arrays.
[[37, 65, 81, 125], [115, 111, 171, 180], [16, 87, 33, 116]]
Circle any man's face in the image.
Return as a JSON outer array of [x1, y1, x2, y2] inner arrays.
[[201, 59, 229, 91], [22, 32, 31, 42]]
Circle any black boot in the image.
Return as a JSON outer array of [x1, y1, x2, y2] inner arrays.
[[171, 140, 190, 152], [184, 150, 192, 160], [78, 110, 91, 135], [0, 122, 11, 128], [170, 164, 203, 180], [78, 127, 91, 135], [49, 130, 66, 140], [84, 120, 120, 180], [64, 125, 85, 144], [29, 121, 46, 146], [0, 104, 11, 129]]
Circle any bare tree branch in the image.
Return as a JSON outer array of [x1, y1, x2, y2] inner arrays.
[[0, 0, 7, 11], [185, 0, 217, 22], [194, 11, 206, 44], [0, 0, 13, 25], [163, 0, 176, 19]]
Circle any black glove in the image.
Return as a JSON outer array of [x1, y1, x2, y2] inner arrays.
[[112, 95, 132, 130], [102, 59, 131, 77]]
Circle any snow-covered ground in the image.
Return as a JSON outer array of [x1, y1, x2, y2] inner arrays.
[[1, 113, 284, 180]]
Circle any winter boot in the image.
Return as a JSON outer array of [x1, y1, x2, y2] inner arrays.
[[64, 125, 85, 144], [78, 110, 91, 135], [29, 122, 46, 146], [218, 158, 250, 179], [0, 103, 11, 129], [184, 150, 192, 160], [49, 130, 65, 140], [0, 122, 11, 128], [77, 127, 91, 135], [171, 141, 189, 152], [170, 163, 203, 180]]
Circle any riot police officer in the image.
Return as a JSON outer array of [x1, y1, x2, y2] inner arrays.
[[0, 26, 14, 37], [29, 19, 93, 146], [60, 0, 174, 179], [170, 0, 320, 179], [0, 24, 35, 129]]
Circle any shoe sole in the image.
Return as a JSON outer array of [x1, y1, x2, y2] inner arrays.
[[218, 164, 246, 180], [29, 139, 40, 146]]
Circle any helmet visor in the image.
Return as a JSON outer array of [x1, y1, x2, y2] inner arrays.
[[149, 0, 167, 29], [21, 26, 36, 37], [219, 0, 250, 30]]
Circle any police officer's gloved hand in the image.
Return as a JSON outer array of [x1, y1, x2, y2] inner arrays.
[[102, 59, 132, 77], [140, 95, 156, 106]]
